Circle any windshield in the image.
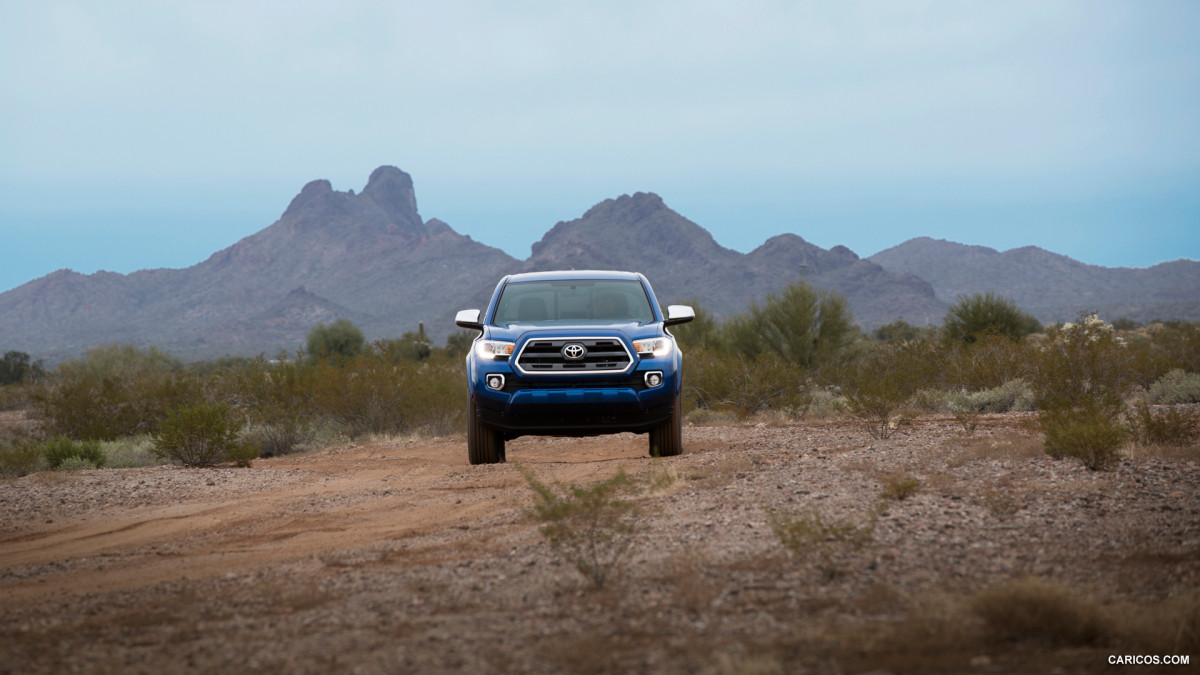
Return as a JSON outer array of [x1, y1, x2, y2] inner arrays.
[[493, 279, 655, 325]]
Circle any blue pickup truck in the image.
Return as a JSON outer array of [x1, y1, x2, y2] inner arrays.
[[455, 270, 695, 464]]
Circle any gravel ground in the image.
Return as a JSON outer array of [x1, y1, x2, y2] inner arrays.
[[2, 414, 1198, 674]]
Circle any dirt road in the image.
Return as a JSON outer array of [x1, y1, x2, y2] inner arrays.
[[2, 419, 1198, 673]]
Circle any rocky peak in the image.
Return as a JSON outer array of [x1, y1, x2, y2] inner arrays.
[[360, 166, 422, 232]]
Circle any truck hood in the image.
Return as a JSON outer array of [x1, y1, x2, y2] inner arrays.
[[486, 321, 663, 342]]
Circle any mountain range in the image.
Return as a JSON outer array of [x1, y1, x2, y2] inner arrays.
[[2, 166, 1196, 363]]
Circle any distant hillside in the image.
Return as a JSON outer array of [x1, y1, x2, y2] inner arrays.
[[522, 193, 944, 324], [0, 167, 519, 362], [869, 237, 1200, 324], [1, 169, 1194, 363]]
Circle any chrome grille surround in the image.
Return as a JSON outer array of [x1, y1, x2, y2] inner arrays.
[[514, 336, 634, 375]]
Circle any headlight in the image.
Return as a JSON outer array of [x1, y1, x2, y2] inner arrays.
[[475, 340, 515, 360], [633, 337, 673, 357]]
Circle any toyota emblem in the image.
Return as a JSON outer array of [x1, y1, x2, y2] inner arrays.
[[561, 343, 587, 360]]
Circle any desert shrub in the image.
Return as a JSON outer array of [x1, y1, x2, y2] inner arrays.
[[42, 435, 106, 469], [1146, 320, 1200, 373], [522, 467, 640, 588], [0, 350, 45, 385], [1027, 314, 1134, 470], [879, 473, 920, 500], [1125, 401, 1200, 447], [1147, 369, 1200, 405], [441, 329, 476, 356], [942, 292, 1041, 344], [243, 420, 313, 457], [873, 319, 932, 343], [56, 456, 95, 471], [306, 319, 365, 363], [36, 345, 201, 441], [311, 355, 409, 437], [684, 348, 810, 418], [973, 378, 1036, 413], [946, 391, 982, 433], [1029, 315, 1133, 410], [217, 353, 319, 434], [948, 379, 1035, 417], [767, 506, 874, 580], [1040, 401, 1125, 470], [722, 282, 858, 376], [226, 442, 260, 468], [375, 323, 434, 363], [0, 430, 44, 477], [0, 382, 35, 411], [100, 435, 160, 468], [1121, 337, 1177, 390], [940, 334, 1031, 390], [972, 578, 1111, 646], [402, 359, 468, 436], [840, 341, 937, 439], [152, 401, 245, 467]]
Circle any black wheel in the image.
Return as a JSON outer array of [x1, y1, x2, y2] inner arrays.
[[467, 397, 505, 465], [649, 396, 682, 457]]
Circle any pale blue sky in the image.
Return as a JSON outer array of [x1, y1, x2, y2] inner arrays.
[[2, 1, 1198, 293]]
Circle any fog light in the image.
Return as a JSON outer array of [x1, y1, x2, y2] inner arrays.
[[644, 371, 663, 388], [486, 374, 505, 390]]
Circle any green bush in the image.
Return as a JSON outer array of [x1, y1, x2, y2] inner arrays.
[[840, 341, 938, 439], [243, 420, 313, 457], [1125, 401, 1200, 447], [152, 401, 245, 467], [941, 334, 1031, 390], [1147, 369, 1200, 405], [1029, 313, 1132, 412], [0, 350, 45, 385], [684, 348, 810, 418], [100, 435, 160, 468], [1147, 320, 1200, 373], [722, 282, 857, 376], [42, 436, 106, 469], [522, 467, 640, 588], [306, 319, 365, 363], [943, 292, 1041, 344], [226, 442, 260, 468], [767, 506, 875, 580], [1040, 401, 1125, 471], [0, 432, 44, 477], [35, 345, 200, 441], [57, 456, 96, 471], [873, 319, 930, 343], [953, 379, 1036, 415]]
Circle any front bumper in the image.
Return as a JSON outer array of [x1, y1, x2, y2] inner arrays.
[[470, 370, 679, 437]]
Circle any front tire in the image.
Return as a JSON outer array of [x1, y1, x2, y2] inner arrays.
[[649, 396, 682, 457], [467, 397, 505, 464]]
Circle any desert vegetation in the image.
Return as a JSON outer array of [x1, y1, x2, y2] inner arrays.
[[1, 284, 1198, 477]]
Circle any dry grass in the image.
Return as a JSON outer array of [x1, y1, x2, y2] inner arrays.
[[943, 432, 1044, 467], [878, 472, 920, 501], [660, 548, 722, 614]]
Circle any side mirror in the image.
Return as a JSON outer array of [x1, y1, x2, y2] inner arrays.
[[455, 309, 483, 331], [664, 305, 695, 327]]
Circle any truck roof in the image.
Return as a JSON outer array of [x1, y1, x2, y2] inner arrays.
[[502, 270, 643, 283]]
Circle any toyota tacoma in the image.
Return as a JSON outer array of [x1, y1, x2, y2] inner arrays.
[[455, 270, 694, 464]]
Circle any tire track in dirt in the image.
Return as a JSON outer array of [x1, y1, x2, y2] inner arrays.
[[0, 434, 657, 606]]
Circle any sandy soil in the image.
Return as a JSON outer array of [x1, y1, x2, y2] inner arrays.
[[2, 416, 1198, 674]]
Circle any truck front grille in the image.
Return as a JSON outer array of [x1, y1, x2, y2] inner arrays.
[[515, 337, 633, 374]]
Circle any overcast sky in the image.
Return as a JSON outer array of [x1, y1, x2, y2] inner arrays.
[[2, 1, 1198, 293]]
